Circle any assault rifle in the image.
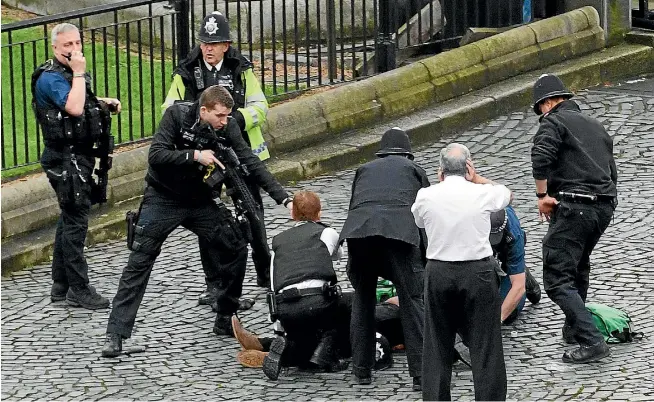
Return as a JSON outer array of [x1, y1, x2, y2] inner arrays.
[[90, 102, 114, 205], [191, 124, 260, 241]]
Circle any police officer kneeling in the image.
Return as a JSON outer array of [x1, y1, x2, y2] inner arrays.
[[101, 86, 280, 356], [263, 191, 346, 380]]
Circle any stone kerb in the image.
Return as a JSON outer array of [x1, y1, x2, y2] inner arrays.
[[0, 6, 608, 241]]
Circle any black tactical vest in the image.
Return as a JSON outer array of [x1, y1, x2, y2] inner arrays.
[[31, 59, 109, 146], [271, 222, 337, 292]]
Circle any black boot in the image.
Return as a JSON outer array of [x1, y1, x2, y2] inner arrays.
[[51, 282, 68, 302], [310, 332, 337, 370], [525, 268, 542, 304], [562, 341, 610, 363], [199, 286, 218, 306], [66, 286, 109, 310], [412, 377, 422, 392], [263, 336, 288, 381], [101, 333, 123, 358], [353, 367, 372, 385], [562, 324, 576, 345], [213, 314, 234, 336]]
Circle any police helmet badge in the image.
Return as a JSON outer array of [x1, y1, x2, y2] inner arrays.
[[204, 17, 219, 36]]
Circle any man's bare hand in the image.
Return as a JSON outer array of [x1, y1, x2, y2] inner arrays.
[[538, 196, 558, 222], [100, 98, 122, 114], [68, 50, 86, 74], [194, 150, 224, 168], [465, 159, 477, 182]]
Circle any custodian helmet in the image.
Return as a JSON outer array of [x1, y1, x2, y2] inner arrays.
[[197, 11, 232, 43], [532, 73, 573, 115], [376, 127, 414, 160]]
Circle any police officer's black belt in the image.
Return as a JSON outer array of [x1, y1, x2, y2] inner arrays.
[[275, 287, 325, 303], [557, 192, 616, 204]]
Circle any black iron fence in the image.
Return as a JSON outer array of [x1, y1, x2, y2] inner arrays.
[[1, 0, 526, 174]]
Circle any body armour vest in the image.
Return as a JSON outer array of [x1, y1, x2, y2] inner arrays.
[[271, 222, 337, 292], [189, 58, 246, 109], [31, 59, 110, 146]]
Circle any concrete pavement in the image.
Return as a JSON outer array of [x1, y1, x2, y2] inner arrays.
[[1, 76, 653, 400]]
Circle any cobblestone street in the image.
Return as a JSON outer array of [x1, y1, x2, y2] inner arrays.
[[2, 77, 653, 400]]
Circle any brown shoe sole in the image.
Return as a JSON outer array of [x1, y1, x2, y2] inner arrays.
[[237, 350, 268, 368]]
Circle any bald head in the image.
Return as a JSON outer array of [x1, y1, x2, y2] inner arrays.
[[439, 143, 471, 178]]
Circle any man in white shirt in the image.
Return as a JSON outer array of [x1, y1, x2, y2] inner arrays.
[[411, 143, 511, 401]]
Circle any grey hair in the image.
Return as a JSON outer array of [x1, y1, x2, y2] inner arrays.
[[439, 143, 471, 177], [51, 23, 79, 45]]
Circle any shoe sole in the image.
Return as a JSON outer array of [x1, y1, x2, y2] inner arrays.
[[66, 299, 110, 310], [51, 295, 67, 302], [355, 377, 372, 385], [562, 348, 611, 364], [237, 351, 268, 368], [263, 337, 286, 381], [101, 349, 121, 358]]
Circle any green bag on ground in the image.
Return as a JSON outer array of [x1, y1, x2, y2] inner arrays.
[[586, 303, 642, 344], [376, 279, 397, 303]]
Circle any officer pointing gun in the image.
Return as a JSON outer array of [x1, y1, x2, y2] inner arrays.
[[33, 23, 121, 310], [102, 86, 291, 357]]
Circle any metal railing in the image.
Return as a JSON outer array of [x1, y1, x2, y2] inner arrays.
[[1, 0, 526, 173]]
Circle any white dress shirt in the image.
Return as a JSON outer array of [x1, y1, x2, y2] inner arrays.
[[270, 222, 343, 292], [411, 176, 511, 261], [204, 58, 224, 73]]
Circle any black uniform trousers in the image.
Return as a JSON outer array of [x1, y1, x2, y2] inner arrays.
[[423, 258, 507, 401], [276, 294, 339, 367], [42, 148, 94, 290], [200, 182, 271, 286], [347, 236, 424, 378], [542, 201, 614, 346], [107, 186, 248, 338]]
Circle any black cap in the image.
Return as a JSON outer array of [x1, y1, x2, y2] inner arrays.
[[532, 74, 573, 115], [376, 127, 414, 160], [197, 12, 231, 43], [489, 208, 507, 247]]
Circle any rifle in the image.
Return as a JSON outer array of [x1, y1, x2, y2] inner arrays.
[[191, 124, 260, 241], [91, 103, 114, 205]]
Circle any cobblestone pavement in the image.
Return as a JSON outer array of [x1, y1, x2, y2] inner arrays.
[[2, 77, 653, 401]]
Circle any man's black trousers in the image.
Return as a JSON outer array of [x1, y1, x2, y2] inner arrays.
[[422, 258, 507, 401], [347, 236, 424, 379], [542, 201, 614, 346], [106, 186, 248, 338], [200, 183, 271, 287]]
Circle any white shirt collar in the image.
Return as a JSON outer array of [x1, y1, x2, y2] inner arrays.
[[204, 58, 224, 72], [442, 175, 467, 183]]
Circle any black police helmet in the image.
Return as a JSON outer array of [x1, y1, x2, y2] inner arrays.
[[376, 127, 414, 160], [198, 12, 231, 43], [532, 74, 573, 115], [489, 208, 507, 247]]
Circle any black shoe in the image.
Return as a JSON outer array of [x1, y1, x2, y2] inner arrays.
[[525, 270, 542, 304], [310, 332, 337, 369], [213, 314, 234, 336], [562, 341, 610, 364], [263, 336, 288, 381], [199, 286, 218, 306], [51, 282, 68, 302], [354, 374, 372, 385], [562, 324, 576, 345], [101, 333, 123, 358], [412, 377, 422, 392], [66, 286, 110, 310], [238, 298, 256, 311], [257, 277, 271, 289]]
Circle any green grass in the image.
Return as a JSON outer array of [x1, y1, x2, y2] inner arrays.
[[1, 18, 288, 180]]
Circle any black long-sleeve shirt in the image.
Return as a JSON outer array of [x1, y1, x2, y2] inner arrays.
[[531, 100, 618, 197], [146, 102, 288, 204]]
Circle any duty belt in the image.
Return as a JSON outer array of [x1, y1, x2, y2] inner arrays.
[[274, 286, 326, 303], [557, 191, 616, 205]]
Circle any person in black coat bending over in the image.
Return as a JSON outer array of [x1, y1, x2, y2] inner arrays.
[[340, 127, 429, 390]]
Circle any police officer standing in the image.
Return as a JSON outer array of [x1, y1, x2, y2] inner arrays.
[[340, 128, 429, 390], [531, 73, 618, 363], [164, 12, 275, 305], [101, 86, 290, 357], [33, 23, 121, 310]]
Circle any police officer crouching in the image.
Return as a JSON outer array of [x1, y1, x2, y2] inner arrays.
[[531, 73, 618, 364], [33, 23, 121, 309], [101, 85, 287, 357], [263, 191, 347, 380]]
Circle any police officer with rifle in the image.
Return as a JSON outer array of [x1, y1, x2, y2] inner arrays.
[[102, 85, 291, 357], [33, 23, 121, 310]]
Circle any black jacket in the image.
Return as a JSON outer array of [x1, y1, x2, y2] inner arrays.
[[531, 100, 618, 197], [340, 155, 430, 247], [145, 102, 288, 204]]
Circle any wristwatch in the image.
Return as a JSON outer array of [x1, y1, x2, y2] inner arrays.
[[536, 192, 547, 199]]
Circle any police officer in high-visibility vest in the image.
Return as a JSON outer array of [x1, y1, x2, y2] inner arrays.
[[33, 22, 121, 310], [163, 12, 275, 303]]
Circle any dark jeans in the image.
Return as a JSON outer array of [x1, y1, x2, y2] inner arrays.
[[107, 186, 248, 338], [423, 258, 507, 402], [542, 201, 614, 346], [347, 236, 425, 378], [201, 183, 271, 287], [276, 294, 339, 367], [42, 148, 94, 290]]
